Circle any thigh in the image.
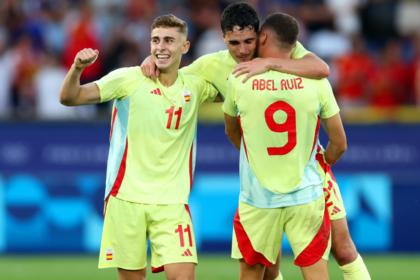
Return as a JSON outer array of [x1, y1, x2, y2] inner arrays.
[[118, 268, 147, 280], [330, 217, 358, 265], [239, 259, 266, 280], [263, 251, 281, 280], [316, 147, 347, 221], [232, 201, 283, 267], [300, 259, 329, 280], [146, 204, 197, 273], [99, 196, 148, 270], [164, 263, 196, 280], [284, 195, 331, 267]]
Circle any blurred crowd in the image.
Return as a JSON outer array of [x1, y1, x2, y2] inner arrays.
[[0, 0, 419, 121]]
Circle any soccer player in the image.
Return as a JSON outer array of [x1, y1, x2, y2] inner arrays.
[[222, 13, 344, 280], [141, 4, 371, 280], [59, 15, 220, 280]]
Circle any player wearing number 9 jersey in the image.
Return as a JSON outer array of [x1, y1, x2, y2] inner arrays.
[[222, 13, 347, 280], [59, 15, 220, 280]]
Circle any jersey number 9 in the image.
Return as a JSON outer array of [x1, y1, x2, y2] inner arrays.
[[265, 101, 297, 155]]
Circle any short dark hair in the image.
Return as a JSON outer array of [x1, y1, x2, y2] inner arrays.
[[220, 2, 259, 35], [151, 14, 188, 38], [261, 13, 299, 49]]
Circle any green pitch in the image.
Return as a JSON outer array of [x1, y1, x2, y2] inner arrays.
[[0, 254, 419, 280]]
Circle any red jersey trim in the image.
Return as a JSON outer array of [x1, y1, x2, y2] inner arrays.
[[151, 266, 164, 273], [185, 204, 193, 221], [234, 209, 273, 267], [316, 146, 338, 184], [189, 141, 194, 190], [103, 195, 111, 218], [110, 138, 128, 197], [309, 116, 321, 161], [237, 116, 249, 161], [109, 106, 118, 142], [294, 198, 331, 267]]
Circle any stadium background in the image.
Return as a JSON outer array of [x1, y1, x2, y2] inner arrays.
[[0, 0, 419, 279]]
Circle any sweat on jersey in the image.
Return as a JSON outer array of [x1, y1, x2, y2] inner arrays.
[[181, 41, 311, 99], [222, 71, 340, 208], [94, 67, 218, 205]]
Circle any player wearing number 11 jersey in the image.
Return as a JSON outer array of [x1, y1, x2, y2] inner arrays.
[[223, 13, 348, 280], [59, 15, 219, 280]]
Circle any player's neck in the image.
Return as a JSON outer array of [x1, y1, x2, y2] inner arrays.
[[261, 45, 292, 60], [158, 69, 179, 87]]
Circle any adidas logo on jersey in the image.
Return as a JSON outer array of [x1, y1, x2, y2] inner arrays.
[[151, 88, 162, 95], [331, 206, 341, 215], [182, 249, 193, 256]]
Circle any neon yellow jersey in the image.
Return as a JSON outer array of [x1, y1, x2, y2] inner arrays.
[[181, 41, 311, 99], [94, 67, 218, 204], [222, 71, 339, 208]]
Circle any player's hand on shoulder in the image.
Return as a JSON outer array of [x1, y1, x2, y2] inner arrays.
[[74, 48, 99, 69], [140, 55, 160, 82], [232, 58, 270, 83]]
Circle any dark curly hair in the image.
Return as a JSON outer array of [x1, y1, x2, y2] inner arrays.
[[261, 13, 299, 49], [220, 2, 259, 35]]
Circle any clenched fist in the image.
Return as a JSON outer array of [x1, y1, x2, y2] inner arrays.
[[74, 48, 99, 69]]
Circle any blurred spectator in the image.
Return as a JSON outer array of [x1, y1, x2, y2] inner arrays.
[[10, 33, 42, 119], [412, 33, 420, 107], [40, 0, 68, 55], [307, 28, 351, 61], [0, 0, 418, 122], [370, 40, 409, 107], [299, 0, 334, 32], [62, 1, 102, 84], [325, 0, 362, 35], [396, 0, 420, 37], [34, 53, 78, 120], [192, 5, 225, 57], [361, 0, 398, 50], [334, 35, 376, 108], [0, 27, 14, 119]]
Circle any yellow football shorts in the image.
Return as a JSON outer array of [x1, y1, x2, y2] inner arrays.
[[316, 146, 347, 221], [98, 195, 197, 272], [232, 195, 331, 267]]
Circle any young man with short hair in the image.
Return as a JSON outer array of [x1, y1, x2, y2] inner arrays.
[[59, 14, 220, 280], [223, 13, 344, 280]]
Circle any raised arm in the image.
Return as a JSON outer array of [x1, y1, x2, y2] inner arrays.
[[232, 53, 330, 83], [59, 48, 101, 106], [320, 113, 347, 166]]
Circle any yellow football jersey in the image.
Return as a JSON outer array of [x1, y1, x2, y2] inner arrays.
[[222, 71, 339, 208], [181, 42, 311, 99], [94, 67, 218, 204]]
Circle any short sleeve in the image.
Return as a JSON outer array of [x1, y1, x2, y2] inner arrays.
[[291, 41, 312, 59], [222, 73, 238, 117], [181, 53, 218, 84], [319, 79, 340, 119], [198, 81, 219, 104], [94, 67, 146, 103]]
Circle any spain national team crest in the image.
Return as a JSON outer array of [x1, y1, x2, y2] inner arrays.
[[105, 248, 114, 261], [182, 90, 191, 103]]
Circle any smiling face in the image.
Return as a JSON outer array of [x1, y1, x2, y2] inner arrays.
[[223, 26, 258, 63], [151, 27, 190, 73]]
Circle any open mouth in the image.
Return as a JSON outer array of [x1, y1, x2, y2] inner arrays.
[[156, 54, 170, 61]]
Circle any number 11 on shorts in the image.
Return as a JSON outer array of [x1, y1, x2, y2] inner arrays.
[[175, 225, 193, 247]]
